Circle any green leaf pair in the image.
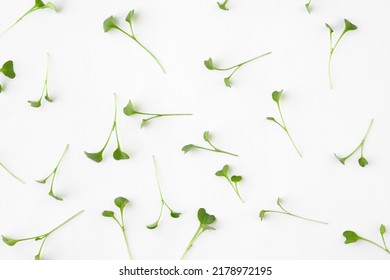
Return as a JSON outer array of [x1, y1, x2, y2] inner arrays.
[[182, 131, 238, 157], [28, 54, 53, 108], [217, 0, 229, 10], [123, 99, 192, 128], [215, 164, 244, 203], [0, 60, 16, 93], [85, 93, 130, 163]]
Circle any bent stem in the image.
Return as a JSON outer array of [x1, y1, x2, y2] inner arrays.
[[0, 162, 25, 184], [214, 52, 272, 71], [360, 237, 390, 254], [226, 178, 244, 203]]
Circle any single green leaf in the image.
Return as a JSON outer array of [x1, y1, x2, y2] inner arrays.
[[45, 95, 54, 102], [113, 147, 130, 161], [36, 178, 47, 184], [305, 3, 311, 13], [44, 2, 58, 12], [204, 58, 215, 70], [123, 100, 137, 116], [1, 61, 16, 79], [325, 23, 334, 33], [2, 236, 19, 246], [259, 210, 267, 221], [334, 154, 346, 165], [35, 0, 45, 8], [272, 90, 283, 103], [84, 151, 103, 163], [182, 144, 195, 153], [125, 10, 135, 23], [344, 19, 358, 32], [203, 131, 210, 141], [102, 210, 115, 218], [28, 100, 42, 108], [276, 197, 282, 205], [114, 196, 129, 211], [34, 253, 41, 260], [343, 230, 361, 244], [217, 1, 229, 10], [215, 165, 229, 177], [358, 157, 368, 167], [146, 221, 158, 229], [224, 77, 231, 87], [197, 208, 216, 225], [49, 191, 63, 201], [0, 84, 2, 93], [266, 117, 276, 121], [231, 175, 242, 183], [103, 16, 117, 32], [170, 211, 182, 218], [140, 119, 148, 128], [380, 224, 386, 235]]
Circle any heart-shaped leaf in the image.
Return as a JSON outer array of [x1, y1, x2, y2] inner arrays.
[[215, 164, 229, 177], [272, 90, 283, 103], [123, 100, 137, 116], [198, 208, 216, 225], [358, 157, 368, 167], [343, 230, 361, 244], [114, 196, 129, 211], [125, 10, 135, 23], [224, 77, 232, 87], [344, 19, 358, 32], [28, 100, 42, 108], [182, 144, 195, 154], [84, 151, 103, 163], [103, 16, 117, 32], [204, 58, 215, 70], [231, 175, 242, 183], [113, 147, 130, 160], [170, 211, 182, 218], [1, 61, 16, 79], [2, 236, 19, 246]]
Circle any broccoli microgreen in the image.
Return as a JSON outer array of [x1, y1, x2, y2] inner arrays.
[[181, 208, 216, 260], [325, 19, 358, 89], [123, 99, 192, 128], [2, 210, 83, 260], [334, 119, 373, 167], [343, 225, 390, 255], [267, 90, 302, 157], [0, 0, 58, 36], [217, 0, 229, 10], [36, 144, 69, 201], [204, 52, 271, 87], [259, 197, 328, 224], [146, 156, 181, 229], [182, 131, 238, 157], [215, 164, 244, 203], [102, 197, 132, 259], [0, 161, 24, 184], [305, 0, 313, 13], [0, 60, 16, 93], [103, 10, 166, 73], [28, 53, 53, 108], [85, 93, 129, 163]]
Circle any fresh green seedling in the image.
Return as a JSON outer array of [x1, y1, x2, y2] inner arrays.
[[146, 156, 181, 229], [215, 164, 244, 203], [305, 0, 313, 13], [334, 119, 373, 167], [28, 53, 53, 108], [0, 60, 16, 93], [103, 10, 166, 73], [0, 0, 58, 36], [217, 0, 229, 10], [343, 225, 390, 255], [123, 99, 192, 128], [102, 197, 132, 259], [36, 144, 69, 201], [204, 52, 271, 87], [2, 210, 83, 260], [181, 208, 216, 260], [325, 19, 358, 89], [0, 161, 24, 184], [182, 131, 238, 157], [259, 197, 328, 224], [267, 90, 302, 157], [85, 93, 129, 163]]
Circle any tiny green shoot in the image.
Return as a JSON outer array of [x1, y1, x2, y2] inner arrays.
[[0, 0, 58, 36], [102, 197, 132, 259], [0, 60, 16, 93], [217, 0, 229, 10], [259, 197, 328, 224], [28, 53, 53, 108], [343, 225, 390, 255], [146, 156, 181, 229], [103, 10, 166, 73], [123, 99, 192, 128], [334, 119, 373, 167], [267, 90, 302, 157], [0, 161, 24, 184], [181, 208, 216, 260], [85, 93, 130, 163], [325, 19, 358, 89], [2, 210, 83, 260], [204, 52, 271, 87], [36, 144, 69, 201], [305, 0, 313, 13], [182, 131, 238, 157], [215, 164, 244, 203]]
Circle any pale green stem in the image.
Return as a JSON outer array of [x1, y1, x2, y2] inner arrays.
[[214, 52, 272, 71], [360, 237, 390, 254], [277, 103, 302, 157], [191, 145, 238, 157], [0, 161, 25, 184], [181, 226, 204, 260]]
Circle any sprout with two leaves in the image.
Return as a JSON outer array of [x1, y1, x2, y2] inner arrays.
[[2, 210, 84, 260], [0, 60, 16, 93], [85, 93, 129, 163], [343, 225, 390, 255], [28, 53, 53, 108], [182, 131, 238, 157], [215, 164, 244, 203], [103, 10, 165, 73], [102, 197, 132, 259], [123, 99, 192, 128]]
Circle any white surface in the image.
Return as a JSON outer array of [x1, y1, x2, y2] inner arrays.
[[0, 0, 389, 260]]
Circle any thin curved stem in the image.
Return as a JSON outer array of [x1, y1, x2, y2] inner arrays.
[[214, 52, 272, 71], [277, 103, 302, 157], [0, 6, 38, 36], [181, 226, 204, 260], [360, 237, 390, 254], [0, 162, 25, 184]]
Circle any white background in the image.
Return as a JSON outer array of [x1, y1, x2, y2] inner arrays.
[[0, 0, 390, 260]]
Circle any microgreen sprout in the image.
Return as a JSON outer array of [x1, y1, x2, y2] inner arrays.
[[123, 99, 192, 128], [0, 161, 24, 184], [146, 156, 181, 229], [181, 208, 216, 260], [102, 197, 132, 259], [267, 90, 302, 157], [334, 119, 373, 167], [343, 225, 390, 255], [259, 197, 328, 224], [28, 53, 53, 108], [85, 93, 129, 163], [103, 10, 166, 73], [36, 144, 69, 201], [0, 0, 58, 36], [182, 131, 238, 157], [325, 19, 358, 89], [0, 60, 16, 93], [215, 164, 244, 203], [2, 210, 83, 260], [305, 0, 313, 13], [204, 52, 271, 87], [217, 0, 229, 10]]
